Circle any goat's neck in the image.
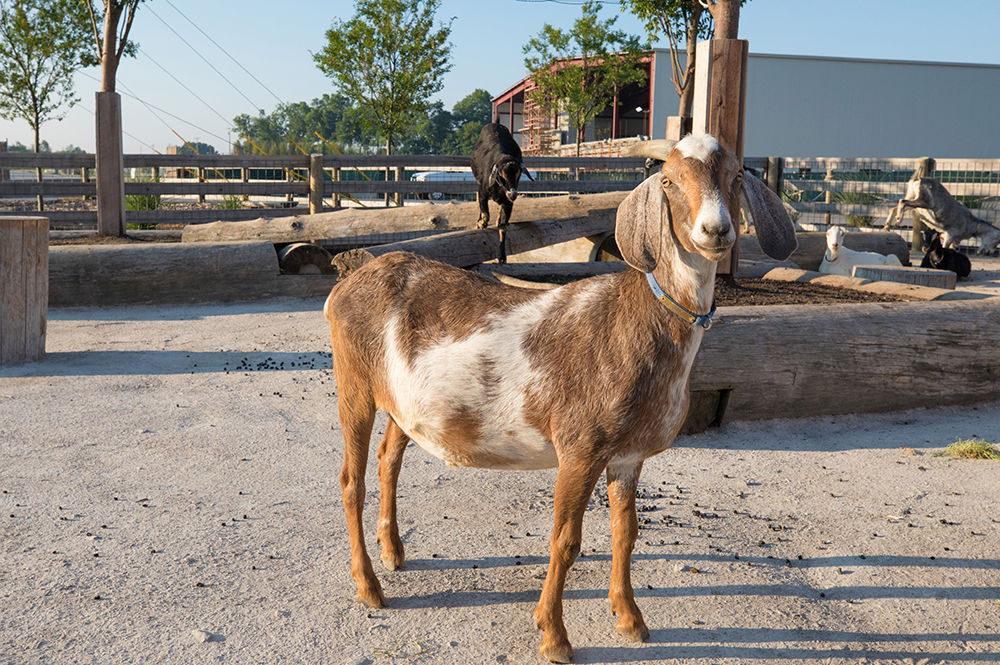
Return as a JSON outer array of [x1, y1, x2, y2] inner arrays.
[[648, 239, 718, 319]]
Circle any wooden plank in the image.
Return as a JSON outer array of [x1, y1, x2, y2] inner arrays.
[[23, 218, 47, 361], [0, 153, 94, 168], [852, 265, 957, 289], [0, 218, 26, 364], [95, 91, 125, 236], [331, 213, 616, 275], [181, 191, 629, 244], [692, 299, 1000, 421]]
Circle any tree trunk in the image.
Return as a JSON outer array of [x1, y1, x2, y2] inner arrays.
[[384, 136, 392, 207], [99, 5, 121, 92], [677, 7, 702, 119], [707, 0, 740, 39], [33, 122, 43, 212]]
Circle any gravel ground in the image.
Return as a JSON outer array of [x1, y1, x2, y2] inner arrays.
[[1, 299, 998, 665]]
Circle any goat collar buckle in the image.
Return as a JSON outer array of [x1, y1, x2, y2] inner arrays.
[[645, 272, 716, 330]]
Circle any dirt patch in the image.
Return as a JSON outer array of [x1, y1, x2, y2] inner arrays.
[[49, 233, 180, 245], [715, 277, 907, 306]]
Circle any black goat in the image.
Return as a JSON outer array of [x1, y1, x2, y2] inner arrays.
[[471, 123, 532, 263], [920, 228, 971, 279]]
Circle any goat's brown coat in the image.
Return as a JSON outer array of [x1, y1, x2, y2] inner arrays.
[[325, 135, 795, 662]]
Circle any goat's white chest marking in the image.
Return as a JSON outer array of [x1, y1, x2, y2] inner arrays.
[[383, 294, 560, 470]]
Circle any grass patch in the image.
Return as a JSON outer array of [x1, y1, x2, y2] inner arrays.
[[219, 194, 244, 209], [937, 438, 1000, 460]]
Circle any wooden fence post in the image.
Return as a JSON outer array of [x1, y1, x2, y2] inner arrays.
[[81, 166, 90, 201], [95, 91, 125, 236], [766, 156, 783, 195], [197, 167, 207, 204], [823, 165, 834, 227], [394, 166, 405, 207], [286, 167, 294, 204], [0, 217, 48, 366], [692, 37, 749, 276], [309, 154, 324, 215], [331, 166, 341, 209]]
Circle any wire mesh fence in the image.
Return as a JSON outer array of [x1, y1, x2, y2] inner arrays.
[[782, 158, 1000, 247]]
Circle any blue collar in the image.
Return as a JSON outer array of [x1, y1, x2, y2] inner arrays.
[[645, 272, 717, 330]]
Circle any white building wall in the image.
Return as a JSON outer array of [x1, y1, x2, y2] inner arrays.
[[649, 50, 1000, 158]]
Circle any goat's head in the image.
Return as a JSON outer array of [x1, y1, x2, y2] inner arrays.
[[491, 160, 523, 202], [617, 135, 797, 271], [826, 225, 846, 259]]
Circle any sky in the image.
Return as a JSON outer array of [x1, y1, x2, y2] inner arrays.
[[1, 0, 998, 154]]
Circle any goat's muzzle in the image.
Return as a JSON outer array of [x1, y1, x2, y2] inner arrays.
[[506, 188, 518, 202]]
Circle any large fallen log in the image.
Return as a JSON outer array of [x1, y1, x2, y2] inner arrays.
[[180, 191, 629, 244], [739, 230, 909, 271], [692, 299, 1000, 421], [331, 213, 615, 276]]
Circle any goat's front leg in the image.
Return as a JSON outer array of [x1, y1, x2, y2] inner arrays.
[[535, 458, 605, 663], [476, 188, 490, 229], [376, 418, 408, 571], [338, 390, 384, 608], [882, 202, 902, 231], [497, 200, 513, 264], [606, 460, 649, 642]]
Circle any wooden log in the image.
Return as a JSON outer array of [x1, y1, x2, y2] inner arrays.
[[692, 300, 1000, 422], [331, 213, 616, 276], [277, 242, 335, 275], [738, 231, 909, 271], [48, 241, 280, 307], [0, 217, 47, 366], [181, 191, 629, 244], [481, 261, 628, 281]]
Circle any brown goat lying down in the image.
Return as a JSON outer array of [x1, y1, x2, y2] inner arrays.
[[324, 134, 796, 663]]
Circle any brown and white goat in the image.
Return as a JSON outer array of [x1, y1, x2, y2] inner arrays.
[[324, 134, 796, 663]]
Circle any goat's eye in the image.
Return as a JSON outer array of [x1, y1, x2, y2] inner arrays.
[[735, 170, 744, 183], [661, 178, 672, 188]]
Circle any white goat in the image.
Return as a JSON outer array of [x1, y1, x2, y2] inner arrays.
[[323, 134, 796, 663], [819, 225, 901, 276]]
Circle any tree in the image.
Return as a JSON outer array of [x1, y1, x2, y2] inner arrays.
[[444, 88, 492, 154], [175, 141, 217, 156], [619, 0, 748, 123], [232, 93, 370, 155], [313, 0, 452, 157], [523, 0, 647, 156], [0, 0, 94, 209], [84, 0, 142, 235], [84, 0, 141, 93]]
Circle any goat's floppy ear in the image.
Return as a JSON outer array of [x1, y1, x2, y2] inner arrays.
[[522, 166, 535, 181], [740, 173, 798, 260], [615, 173, 666, 272]]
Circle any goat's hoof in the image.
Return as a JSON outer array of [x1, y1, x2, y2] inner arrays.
[[380, 549, 404, 571], [355, 585, 385, 609], [615, 617, 649, 643], [539, 640, 573, 663], [477, 217, 489, 230]]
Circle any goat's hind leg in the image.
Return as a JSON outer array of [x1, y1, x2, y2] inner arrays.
[[606, 459, 649, 642], [376, 417, 408, 570], [535, 457, 606, 663], [337, 383, 384, 608]]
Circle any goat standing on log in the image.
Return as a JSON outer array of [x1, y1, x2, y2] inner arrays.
[[884, 177, 1000, 254], [324, 134, 796, 663], [471, 122, 533, 263]]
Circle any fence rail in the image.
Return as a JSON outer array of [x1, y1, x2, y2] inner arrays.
[[2, 152, 998, 233], [0, 152, 652, 229]]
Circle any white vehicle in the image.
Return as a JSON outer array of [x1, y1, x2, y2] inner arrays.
[[409, 170, 476, 200]]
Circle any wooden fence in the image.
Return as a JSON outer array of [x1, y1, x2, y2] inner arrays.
[[2, 151, 997, 235], [0, 153, 650, 229]]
